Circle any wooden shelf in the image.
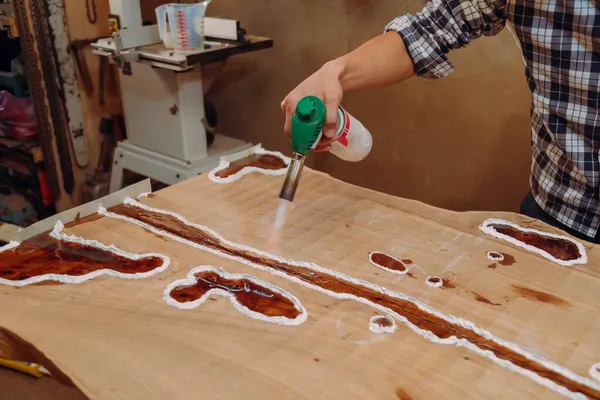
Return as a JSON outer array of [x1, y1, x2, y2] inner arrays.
[[0, 16, 18, 38], [0, 137, 43, 163]]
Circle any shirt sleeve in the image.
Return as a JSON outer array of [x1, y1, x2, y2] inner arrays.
[[385, 0, 508, 79]]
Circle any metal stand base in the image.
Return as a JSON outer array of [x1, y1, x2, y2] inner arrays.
[[109, 135, 252, 193]]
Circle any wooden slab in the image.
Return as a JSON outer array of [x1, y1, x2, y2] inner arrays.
[[0, 167, 599, 400]]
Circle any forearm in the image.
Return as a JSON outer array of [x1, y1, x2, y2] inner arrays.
[[327, 32, 416, 91], [385, 0, 508, 79]]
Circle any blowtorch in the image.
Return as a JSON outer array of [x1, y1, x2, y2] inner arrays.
[[278, 96, 326, 202]]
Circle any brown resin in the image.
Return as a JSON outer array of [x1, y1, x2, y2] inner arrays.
[[64, 213, 104, 229], [512, 285, 570, 308], [215, 154, 287, 178], [406, 272, 417, 279], [499, 253, 516, 266], [370, 252, 408, 273], [442, 278, 456, 289], [109, 204, 600, 399], [372, 316, 393, 328], [427, 277, 441, 284], [490, 224, 581, 261], [169, 270, 301, 319], [30, 280, 63, 287], [0, 234, 163, 282], [487, 251, 516, 267], [395, 388, 414, 400], [401, 259, 413, 265], [472, 292, 501, 306], [142, 228, 169, 241]]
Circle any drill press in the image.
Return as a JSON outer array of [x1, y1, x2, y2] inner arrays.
[[279, 96, 326, 201]]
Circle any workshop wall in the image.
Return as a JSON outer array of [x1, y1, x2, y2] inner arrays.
[[145, 0, 533, 212], [63, 0, 123, 165], [56, 1, 122, 211]]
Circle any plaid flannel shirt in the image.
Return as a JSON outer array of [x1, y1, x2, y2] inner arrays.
[[385, 0, 600, 238]]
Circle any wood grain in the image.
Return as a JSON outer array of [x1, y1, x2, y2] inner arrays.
[[0, 167, 599, 399]]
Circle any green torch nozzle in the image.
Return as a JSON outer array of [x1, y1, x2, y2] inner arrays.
[[291, 96, 326, 155]]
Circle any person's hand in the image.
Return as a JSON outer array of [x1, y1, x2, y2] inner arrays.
[[280, 61, 344, 152]]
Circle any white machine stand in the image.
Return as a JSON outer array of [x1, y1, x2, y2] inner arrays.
[[92, 8, 273, 192]]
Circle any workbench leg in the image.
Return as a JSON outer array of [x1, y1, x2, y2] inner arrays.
[[109, 156, 125, 193]]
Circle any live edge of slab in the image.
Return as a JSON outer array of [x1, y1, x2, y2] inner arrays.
[[0, 167, 598, 400]]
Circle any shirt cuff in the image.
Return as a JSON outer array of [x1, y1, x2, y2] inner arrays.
[[384, 15, 455, 79]]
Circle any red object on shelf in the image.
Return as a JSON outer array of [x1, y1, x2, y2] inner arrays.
[[0, 91, 37, 141], [2, 122, 37, 141], [0, 91, 36, 124], [37, 170, 53, 207]]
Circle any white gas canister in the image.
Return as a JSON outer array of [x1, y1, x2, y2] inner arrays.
[[329, 106, 373, 162]]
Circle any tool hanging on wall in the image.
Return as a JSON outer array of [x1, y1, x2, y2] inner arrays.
[[98, 56, 106, 106], [46, 1, 91, 169], [86, 0, 97, 25], [70, 36, 114, 107], [12, 0, 61, 200], [70, 37, 105, 95], [29, 0, 75, 194], [71, 42, 94, 94]]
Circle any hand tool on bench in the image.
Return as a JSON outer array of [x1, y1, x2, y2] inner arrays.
[[279, 97, 326, 202]]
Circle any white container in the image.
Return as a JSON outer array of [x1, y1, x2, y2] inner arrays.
[[155, 2, 211, 53], [329, 106, 373, 162]]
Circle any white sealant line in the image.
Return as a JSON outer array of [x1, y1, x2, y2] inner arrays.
[[208, 147, 291, 184], [164, 265, 307, 326], [487, 251, 505, 262], [479, 219, 588, 267], [99, 198, 600, 400], [591, 363, 600, 382], [425, 276, 443, 288], [0, 221, 170, 287], [368, 251, 409, 275], [0, 240, 21, 253], [369, 315, 397, 334]]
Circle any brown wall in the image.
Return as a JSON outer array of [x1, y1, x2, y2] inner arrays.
[[28, 1, 121, 211], [149, 0, 533, 212]]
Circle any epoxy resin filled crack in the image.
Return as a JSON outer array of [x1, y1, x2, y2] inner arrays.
[[164, 266, 307, 326], [101, 199, 600, 399], [0, 221, 169, 286]]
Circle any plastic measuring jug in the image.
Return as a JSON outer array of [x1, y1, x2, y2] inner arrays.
[[155, 2, 211, 53]]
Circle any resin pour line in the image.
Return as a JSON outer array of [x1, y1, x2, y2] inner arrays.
[[0, 221, 170, 287], [369, 315, 397, 334], [487, 251, 505, 262], [100, 199, 600, 400], [164, 266, 307, 326], [208, 148, 291, 184], [369, 251, 410, 275], [479, 219, 587, 267], [426, 276, 443, 288]]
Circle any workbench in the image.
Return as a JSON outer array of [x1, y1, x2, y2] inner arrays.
[[0, 149, 599, 400]]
